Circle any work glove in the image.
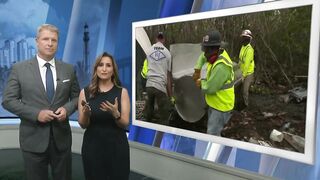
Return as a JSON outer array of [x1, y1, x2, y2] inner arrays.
[[170, 96, 176, 105], [192, 69, 201, 82]]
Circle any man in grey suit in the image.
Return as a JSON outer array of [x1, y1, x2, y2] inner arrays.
[[2, 24, 80, 180]]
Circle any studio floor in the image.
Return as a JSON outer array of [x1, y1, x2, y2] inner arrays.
[[0, 149, 155, 180]]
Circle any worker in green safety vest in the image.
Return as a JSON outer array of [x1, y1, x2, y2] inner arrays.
[[193, 30, 235, 136]]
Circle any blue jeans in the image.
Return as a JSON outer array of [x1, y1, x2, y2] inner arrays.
[[207, 107, 232, 136]]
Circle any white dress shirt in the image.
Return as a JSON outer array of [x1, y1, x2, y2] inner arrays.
[[37, 55, 57, 91]]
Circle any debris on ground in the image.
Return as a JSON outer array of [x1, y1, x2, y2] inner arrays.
[[270, 129, 284, 142], [135, 84, 307, 153], [289, 87, 307, 103], [222, 91, 306, 153], [283, 132, 305, 153]]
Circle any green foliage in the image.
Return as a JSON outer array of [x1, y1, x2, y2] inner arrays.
[[143, 5, 312, 88]]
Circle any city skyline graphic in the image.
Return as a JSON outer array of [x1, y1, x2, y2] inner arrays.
[[0, 38, 36, 68]]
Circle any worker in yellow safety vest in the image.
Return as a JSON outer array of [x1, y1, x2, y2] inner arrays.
[[193, 30, 235, 136], [239, 29, 255, 107]]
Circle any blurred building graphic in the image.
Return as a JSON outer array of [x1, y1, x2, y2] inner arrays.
[[0, 38, 36, 68], [4, 40, 16, 65], [17, 39, 28, 62]]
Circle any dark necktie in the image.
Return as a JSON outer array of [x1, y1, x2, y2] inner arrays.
[[45, 63, 54, 102]]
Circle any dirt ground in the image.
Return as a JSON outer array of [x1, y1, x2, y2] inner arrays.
[[137, 84, 307, 153], [168, 84, 307, 153], [222, 92, 306, 152]]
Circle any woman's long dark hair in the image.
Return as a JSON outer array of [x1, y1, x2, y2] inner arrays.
[[88, 52, 121, 98]]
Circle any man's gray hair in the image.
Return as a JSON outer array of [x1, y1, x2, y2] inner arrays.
[[36, 24, 59, 38]]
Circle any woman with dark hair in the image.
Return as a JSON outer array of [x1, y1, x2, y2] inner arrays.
[[78, 52, 130, 180]]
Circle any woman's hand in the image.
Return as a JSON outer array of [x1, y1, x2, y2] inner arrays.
[[100, 97, 120, 119], [81, 100, 91, 117], [78, 89, 91, 129]]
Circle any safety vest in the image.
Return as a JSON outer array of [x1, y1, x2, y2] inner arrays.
[[140, 59, 148, 79], [205, 51, 235, 112], [239, 43, 254, 77]]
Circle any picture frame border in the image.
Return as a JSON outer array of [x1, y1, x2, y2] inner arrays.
[[132, 0, 320, 164]]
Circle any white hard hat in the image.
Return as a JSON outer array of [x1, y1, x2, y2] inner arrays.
[[240, 29, 252, 39]]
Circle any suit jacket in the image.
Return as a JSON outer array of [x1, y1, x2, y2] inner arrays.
[[2, 57, 80, 153]]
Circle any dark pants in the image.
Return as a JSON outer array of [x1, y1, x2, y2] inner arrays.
[[22, 137, 71, 180], [144, 87, 170, 125], [141, 77, 147, 92]]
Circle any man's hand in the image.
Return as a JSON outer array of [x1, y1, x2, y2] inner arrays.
[[37, 110, 56, 123], [54, 107, 67, 122], [192, 69, 201, 82]]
